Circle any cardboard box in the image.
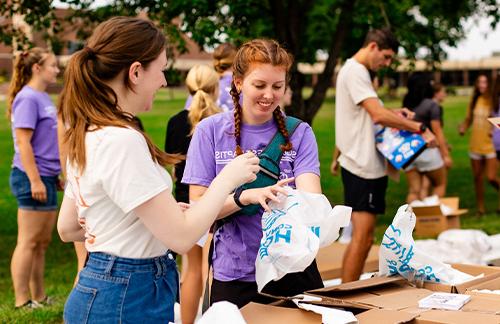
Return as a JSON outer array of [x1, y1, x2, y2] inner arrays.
[[316, 243, 379, 280], [412, 197, 467, 237], [240, 302, 321, 323], [422, 264, 500, 293]]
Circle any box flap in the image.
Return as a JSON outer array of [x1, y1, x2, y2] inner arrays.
[[412, 205, 443, 216], [307, 275, 406, 295], [415, 309, 500, 324], [439, 197, 459, 210], [358, 288, 434, 310], [240, 302, 321, 324], [423, 264, 500, 293], [461, 295, 500, 314], [316, 243, 379, 280], [356, 309, 418, 324], [466, 276, 500, 292]]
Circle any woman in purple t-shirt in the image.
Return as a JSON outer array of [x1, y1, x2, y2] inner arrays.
[[183, 39, 324, 309], [6, 48, 61, 308]]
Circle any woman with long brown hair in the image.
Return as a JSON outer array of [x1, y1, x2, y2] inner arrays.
[[183, 39, 324, 309], [459, 74, 500, 215], [56, 17, 259, 323], [7, 47, 60, 309]]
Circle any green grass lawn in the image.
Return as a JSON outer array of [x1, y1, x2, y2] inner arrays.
[[0, 88, 499, 322]]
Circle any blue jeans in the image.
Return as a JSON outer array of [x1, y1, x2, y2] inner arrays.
[[64, 252, 178, 323]]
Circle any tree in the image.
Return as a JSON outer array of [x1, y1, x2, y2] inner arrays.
[[1, 0, 499, 123]]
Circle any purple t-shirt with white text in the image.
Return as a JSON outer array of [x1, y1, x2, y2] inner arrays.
[[11, 86, 60, 176], [182, 111, 320, 282]]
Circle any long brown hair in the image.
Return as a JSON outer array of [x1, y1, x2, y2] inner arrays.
[[6, 47, 51, 119], [59, 16, 179, 173], [467, 74, 492, 120], [186, 65, 221, 135], [492, 75, 500, 115], [230, 39, 293, 155]]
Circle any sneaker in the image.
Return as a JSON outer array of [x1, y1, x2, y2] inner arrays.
[[34, 296, 54, 306], [15, 300, 43, 310]]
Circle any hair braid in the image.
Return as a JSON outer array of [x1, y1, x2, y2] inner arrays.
[[230, 81, 244, 155], [273, 108, 293, 151]]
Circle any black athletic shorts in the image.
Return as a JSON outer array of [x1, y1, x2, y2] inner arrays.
[[341, 167, 388, 214], [209, 259, 324, 309]]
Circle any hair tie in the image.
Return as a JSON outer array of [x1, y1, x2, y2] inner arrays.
[[83, 46, 96, 59]]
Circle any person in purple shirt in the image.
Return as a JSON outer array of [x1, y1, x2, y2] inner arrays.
[[493, 76, 500, 162], [183, 42, 237, 112], [6, 47, 61, 309], [183, 39, 324, 309]]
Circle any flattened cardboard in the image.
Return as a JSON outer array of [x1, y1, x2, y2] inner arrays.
[[359, 288, 433, 310], [465, 276, 500, 300], [316, 243, 379, 280], [240, 302, 321, 324], [356, 309, 418, 324], [412, 197, 467, 237], [423, 264, 500, 293], [414, 309, 500, 324], [308, 275, 406, 295]]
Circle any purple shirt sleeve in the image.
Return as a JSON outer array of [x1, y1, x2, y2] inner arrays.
[[13, 96, 38, 130], [182, 121, 217, 187], [291, 124, 320, 177]]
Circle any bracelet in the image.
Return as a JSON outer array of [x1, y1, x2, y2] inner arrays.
[[233, 187, 247, 208]]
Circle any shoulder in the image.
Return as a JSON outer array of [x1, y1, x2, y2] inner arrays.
[[13, 87, 39, 106], [93, 126, 146, 149], [197, 111, 232, 130]]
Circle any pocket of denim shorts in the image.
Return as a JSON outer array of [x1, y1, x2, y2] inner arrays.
[[9, 170, 31, 197], [64, 283, 97, 324]]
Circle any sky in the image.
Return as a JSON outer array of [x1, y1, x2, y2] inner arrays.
[[444, 16, 500, 61], [52, 1, 500, 61]]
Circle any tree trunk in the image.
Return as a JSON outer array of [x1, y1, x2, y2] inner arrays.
[[297, 0, 356, 125]]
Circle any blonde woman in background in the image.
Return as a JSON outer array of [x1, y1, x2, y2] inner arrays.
[[164, 65, 221, 323]]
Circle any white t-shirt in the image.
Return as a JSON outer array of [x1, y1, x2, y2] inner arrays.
[[335, 58, 386, 179], [65, 126, 173, 258]]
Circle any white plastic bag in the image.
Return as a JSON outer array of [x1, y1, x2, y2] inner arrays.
[[379, 204, 475, 285], [197, 301, 246, 324], [255, 187, 351, 292]]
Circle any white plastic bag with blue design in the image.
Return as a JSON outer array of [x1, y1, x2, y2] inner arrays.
[[255, 187, 351, 292], [379, 204, 475, 285]]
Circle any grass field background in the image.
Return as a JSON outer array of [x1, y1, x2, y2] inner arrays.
[[1, 87, 500, 322]]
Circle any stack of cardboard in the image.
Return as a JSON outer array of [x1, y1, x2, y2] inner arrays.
[[241, 264, 500, 324]]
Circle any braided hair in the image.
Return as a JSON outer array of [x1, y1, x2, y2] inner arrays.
[[230, 39, 293, 155]]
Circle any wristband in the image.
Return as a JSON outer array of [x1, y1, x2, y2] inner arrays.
[[417, 123, 427, 134], [233, 187, 247, 208]]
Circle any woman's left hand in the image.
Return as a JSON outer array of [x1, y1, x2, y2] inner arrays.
[[239, 178, 294, 212]]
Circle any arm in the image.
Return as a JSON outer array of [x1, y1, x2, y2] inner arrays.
[[57, 196, 86, 242], [15, 128, 47, 202], [330, 146, 341, 176], [190, 177, 294, 219], [295, 173, 321, 193], [134, 152, 259, 254], [57, 115, 67, 178], [431, 120, 452, 168], [361, 98, 437, 146]]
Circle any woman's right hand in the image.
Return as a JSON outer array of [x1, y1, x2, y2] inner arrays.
[[458, 123, 466, 136], [31, 179, 47, 202], [218, 152, 260, 190]]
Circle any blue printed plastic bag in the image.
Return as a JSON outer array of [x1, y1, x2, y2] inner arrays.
[[375, 126, 427, 170], [379, 204, 475, 285], [255, 187, 351, 292]]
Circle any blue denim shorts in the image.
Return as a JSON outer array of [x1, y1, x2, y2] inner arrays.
[[9, 167, 58, 211], [64, 251, 179, 324]]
